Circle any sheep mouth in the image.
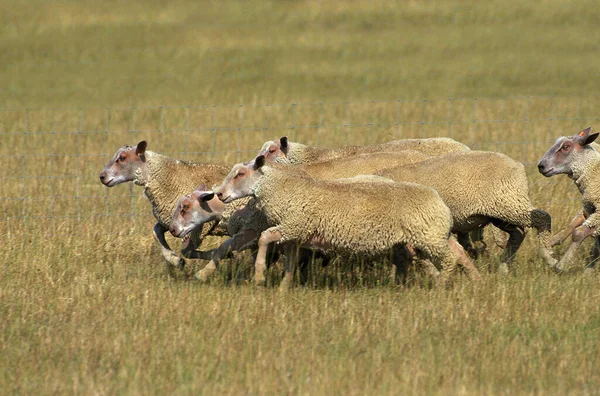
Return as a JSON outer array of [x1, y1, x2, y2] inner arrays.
[[220, 195, 233, 203], [102, 178, 117, 187], [171, 227, 191, 238], [539, 168, 556, 177]]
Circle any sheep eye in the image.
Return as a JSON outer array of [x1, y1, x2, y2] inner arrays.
[[119, 155, 126, 161], [561, 145, 570, 151], [269, 149, 275, 154]]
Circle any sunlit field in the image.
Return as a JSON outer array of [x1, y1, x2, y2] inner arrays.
[[2, 1, 600, 394]]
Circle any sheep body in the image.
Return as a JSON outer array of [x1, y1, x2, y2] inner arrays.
[[377, 150, 556, 272], [261, 137, 469, 164], [216, 161, 475, 286]]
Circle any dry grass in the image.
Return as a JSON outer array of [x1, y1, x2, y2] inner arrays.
[[3, 0, 600, 394]]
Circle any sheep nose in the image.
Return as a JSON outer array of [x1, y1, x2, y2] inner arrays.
[[537, 162, 545, 172], [99, 173, 105, 182], [216, 192, 223, 199]]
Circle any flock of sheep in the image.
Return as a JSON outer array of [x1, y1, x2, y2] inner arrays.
[[99, 127, 600, 288]]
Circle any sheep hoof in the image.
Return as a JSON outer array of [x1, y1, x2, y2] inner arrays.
[[552, 264, 565, 274], [195, 268, 214, 283], [498, 263, 509, 275], [583, 267, 596, 276], [253, 276, 266, 287], [177, 258, 186, 271]]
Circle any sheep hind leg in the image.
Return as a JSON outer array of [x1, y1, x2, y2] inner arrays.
[[457, 232, 481, 259], [280, 244, 299, 292], [531, 208, 558, 268], [583, 236, 600, 275], [153, 223, 185, 269], [491, 219, 525, 275]]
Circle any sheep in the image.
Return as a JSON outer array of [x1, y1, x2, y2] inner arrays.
[[99, 140, 231, 268], [544, 141, 600, 249], [258, 136, 469, 165], [537, 127, 600, 272], [374, 150, 557, 274], [215, 156, 481, 289], [171, 174, 448, 282], [171, 152, 444, 282]]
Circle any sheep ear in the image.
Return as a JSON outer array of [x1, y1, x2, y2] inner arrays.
[[585, 133, 599, 146], [198, 191, 215, 202], [575, 127, 597, 146], [280, 136, 288, 152], [254, 155, 266, 170], [136, 141, 148, 156]]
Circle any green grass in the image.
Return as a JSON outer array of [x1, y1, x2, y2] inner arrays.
[[3, 0, 600, 394], [2, 0, 600, 107]]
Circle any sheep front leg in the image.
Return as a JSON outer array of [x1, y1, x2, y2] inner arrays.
[[551, 211, 585, 247], [554, 224, 596, 272], [195, 229, 259, 282], [153, 223, 185, 269], [448, 237, 481, 281], [255, 227, 283, 286]]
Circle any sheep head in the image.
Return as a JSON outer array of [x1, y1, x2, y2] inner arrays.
[[538, 127, 599, 177], [169, 184, 224, 238], [100, 140, 148, 187], [257, 136, 288, 162], [216, 155, 266, 203]]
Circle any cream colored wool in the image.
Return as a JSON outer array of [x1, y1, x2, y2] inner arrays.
[[377, 150, 556, 268], [135, 151, 231, 238], [300, 151, 431, 180], [252, 166, 457, 269], [269, 137, 469, 164]]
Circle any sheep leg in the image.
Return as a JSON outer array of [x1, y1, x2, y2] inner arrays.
[[431, 246, 458, 287], [491, 220, 525, 275], [180, 237, 217, 261], [584, 236, 600, 275], [280, 244, 299, 292], [255, 227, 283, 286], [391, 245, 412, 285], [551, 211, 585, 247], [153, 223, 185, 269], [457, 232, 480, 259], [448, 237, 481, 281], [531, 208, 558, 268], [554, 225, 596, 272], [195, 229, 259, 282]]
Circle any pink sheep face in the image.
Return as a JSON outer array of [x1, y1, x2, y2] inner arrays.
[[100, 141, 147, 187], [169, 186, 224, 238], [257, 137, 288, 163], [216, 156, 266, 203], [538, 127, 598, 177]]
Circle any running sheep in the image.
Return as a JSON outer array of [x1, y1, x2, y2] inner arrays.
[[377, 150, 557, 274], [258, 136, 469, 164], [214, 156, 480, 289], [99, 141, 233, 268], [537, 127, 600, 272]]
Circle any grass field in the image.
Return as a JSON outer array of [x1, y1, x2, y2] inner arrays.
[[3, 1, 600, 394]]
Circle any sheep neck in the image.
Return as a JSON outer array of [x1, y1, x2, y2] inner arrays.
[[571, 147, 600, 192]]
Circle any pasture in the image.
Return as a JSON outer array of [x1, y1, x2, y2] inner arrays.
[[2, 0, 600, 394]]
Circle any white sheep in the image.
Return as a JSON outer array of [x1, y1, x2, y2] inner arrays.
[[258, 136, 469, 164], [215, 156, 480, 289], [537, 127, 600, 272], [99, 141, 232, 269], [376, 150, 557, 274]]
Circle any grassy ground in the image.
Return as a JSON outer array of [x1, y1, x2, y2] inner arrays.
[[3, 1, 600, 394]]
